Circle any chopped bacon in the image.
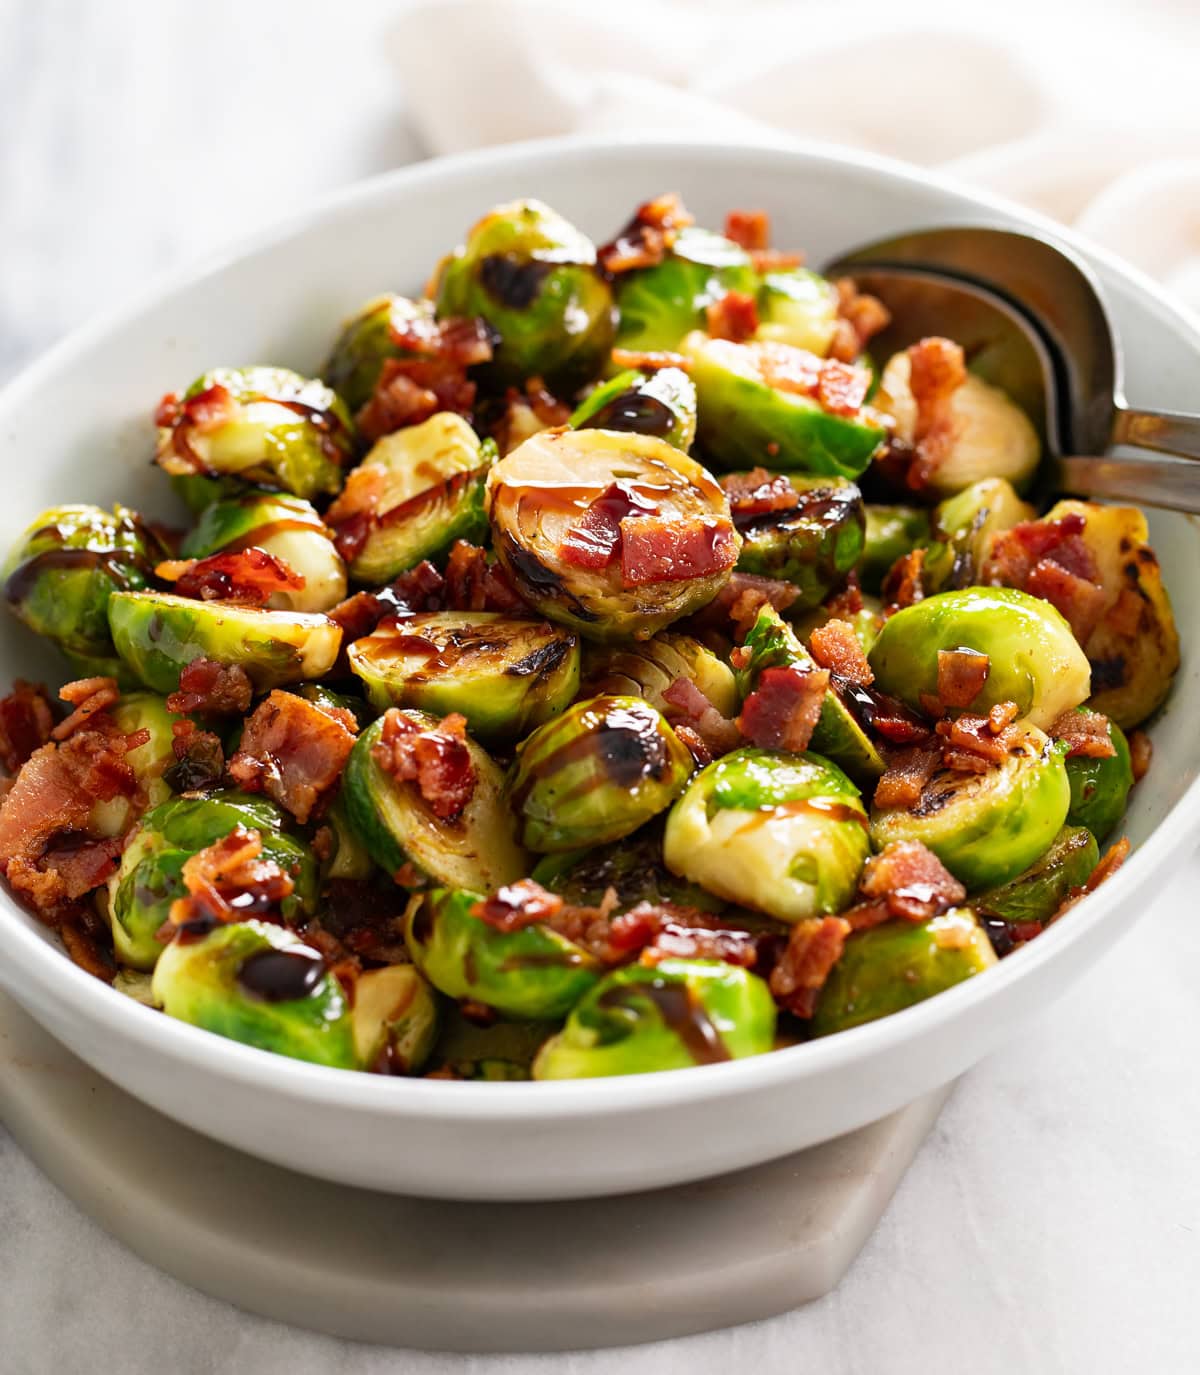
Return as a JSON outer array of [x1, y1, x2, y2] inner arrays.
[[163, 825, 295, 938], [738, 665, 830, 752], [751, 342, 870, 416], [559, 480, 659, 571], [810, 620, 873, 685], [881, 548, 927, 612], [662, 676, 741, 759], [988, 701, 1019, 733], [711, 571, 801, 638], [816, 360, 871, 417], [936, 710, 1023, 768], [1025, 559, 1108, 643], [603, 901, 761, 970], [1129, 729, 1152, 782], [389, 312, 494, 367], [443, 540, 526, 613], [935, 649, 989, 710], [722, 468, 799, 518], [598, 193, 694, 275], [619, 515, 738, 588], [705, 290, 760, 343], [60, 907, 117, 982], [1048, 708, 1116, 760], [371, 709, 476, 823], [470, 879, 563, 933], [984, 514, 1107, 641], [769, 915, 851, 1018], [157, 547, 305, 607], [1052, 837, 1130, 921], [825, 572, 865, 620], [227, 690, 357, 824], [873, 744, 941, 810], [610, 348, 692, 373], [829, 277, 892, 363], [0, 680, 55, 773], [491, 377, 572, 455], [165, 720, 225, 793], [750, 249, 804, 273], [165, 658, 253, 716], [724, 209, 770, 252], [859, 840, 965, 922], [899, 336, 967, 489], [53, 676, 121, 742], [329, 561, 448, 642], [356, 357, 475, 444]]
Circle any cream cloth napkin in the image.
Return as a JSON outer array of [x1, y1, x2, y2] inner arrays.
[[390, 0, 1200, 311]]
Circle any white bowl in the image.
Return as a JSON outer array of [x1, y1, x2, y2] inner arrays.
[[0, 137, 1196, 1201]]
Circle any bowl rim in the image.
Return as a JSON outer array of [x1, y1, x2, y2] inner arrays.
[[1, 130, 1197, 1120]]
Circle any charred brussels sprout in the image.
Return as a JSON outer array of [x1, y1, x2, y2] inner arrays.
[[2, 504, 158, 672], [486, 426, 738, 642], [870, 725, 1070, 890], [861, 505, 931, 593], [155, 366, 355, 503], [974, 825, 1099, 928], [435, 199, 615, 392], [352, 964, 440, 1073], [570, 367, 697, 452], [810, 909, 997, 1037], [347, 612, 580, 745], [322, 293, 435, 413], [152, 920, 356, 1069], [180, 493, 347, 614], [580, 632, 738, 718], [108, 590, 341, 694], [663, 748, 870, 923], [531, 829, 725, 914], [756, 267, 840, 355], [406, 887, 601, 1019], [1063, 711, 1133, 840], [869, 588, 1090, 731], [922, 478, 1034, 593], [682, 332, 886, 479], [510, 695, 694, 853], [341, 713, 527, 891], [533, 959, 776, 1079]]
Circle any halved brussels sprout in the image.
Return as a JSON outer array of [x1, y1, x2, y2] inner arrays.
[[352, 964, 440, 1073], [875, 352, 1040, 496], [663, 748, 870, 923], [973, 825, 1099, 928], [108, 591, 340, 694], [341, 713, 527, 890], [614, 226, 758, 353], [1064, 710, 1133, 841], [110, 692, 182, 812], [322, 293, 435, 413], [180, 493, 347, 614], [682, 332, 886, 479], [510, 695, 694, 853], [155, 366, 355, 503], [531, 829, 725, 915], [925, 478, 1035, 593], [348, 612, 580, 745], [2, 504, 158, 671], [869, 588, 1091, 731], [756, 267, 840, 355], [870, 725, 1070, 890], [152, 920, 356, 1069], [407, 887, 601, 1019], [435, 198, 615, 391], [580, 631, 738, 719], [486, 426, 738, 642], [861, 505, 931, 593], [570, 367, 697, 452], [810, 909, 997, 1037], [427, 1005, 551, 1080], [322, 789, 376, 881], [533, 958, 776, 1079]]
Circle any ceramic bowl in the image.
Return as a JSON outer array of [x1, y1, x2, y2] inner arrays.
[[0, 137, 1195, 1201]]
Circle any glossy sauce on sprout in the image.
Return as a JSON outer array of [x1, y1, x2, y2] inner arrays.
[[596, 980, 731, 1065], [236, 947, 325, 1002]]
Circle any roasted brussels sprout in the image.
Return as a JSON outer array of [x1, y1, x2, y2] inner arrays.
[[580, 631, 738, 718], [406, 887, 601, 1019], [348, 612, 580, 744], [322, 293, 435, 413], [108, 590, 342, 694], [154, 366, 355, 503], [756, 267, 840, 355], [2, 504, 158, 673], [486, 426, 738, 642], [152, 920, 356, 1068], [109, 692, 182, 813], [869, 588, 1091, 730], [321, 789, 376, 881], [663, 748, 870, 922], [870, 725, 1070, 890], [861, 505, 931, 593], [352, 964, 440, 1073], [1063, 711, 1133, 840], [341, 713, 527, 890], [434, 199, 615, 391], [973, 825, 1099, 928], [614, 226, 757, 353], [570, 367, 697, 452], [531, 829, 725, 914], [533, 958, 776, 1079], [922, 478, 1034, 593], [426, 1006, 550, 1080], [810, 909, 997, 1037], [180, 493, 347, 614], [682, 332, 886, 478]]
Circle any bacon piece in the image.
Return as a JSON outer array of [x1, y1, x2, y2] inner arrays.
[[750, 342, 870, 417], [724, 209, 770, 252], [559, 481, 659, 571], [1128, 729, 1152, 782], [60, 907, 117, 982], [984, 515, 1107, 641], [1048, 708, 1116, 760], [750, 248, 804, 273], [157, 547, 305, 607], [53, 676, 121, 742], [769, 915, 850, 1018], [825, 572, 864, 620], [1025, 559, 1108, 643], [471, 879, 564, 933], [816, 360, 871, 417], [662, 677, 741, 759], [165, 658, 253, 716], [163, 825, 295, 938], [371, 709, 476, 823], [0, 680, 55, 773], [165, 720, 225, 793], [598, 193, 694, 275], [722, 468, 799, 519], [619, 515, 738, 588], [356, 357, 475, 444], [329, 561, 448, 643], [858, 840, 966, 922], [988, 701, 1019, 733], [601, 901, 762, 970], [897, 336, 966, 488], [988, 513, 1089, 586], [738, 665, 830, 752], [610, 348, 692, 373], [443, 540, 525, 613], [874, 744, 941, 810], [881, 548, 927, 612], [936, 710, 1023, 767], [388, 312, 494, 367], [712, 571, 801, 638], [491, 376, 573, 455], [705, 290, 760, 344], [1052, 836, 1130, 921], [227, 690, 357, 824], [810, 620, 873, 685], [935, 649, 989, 710], [829, 277, 893, 363]]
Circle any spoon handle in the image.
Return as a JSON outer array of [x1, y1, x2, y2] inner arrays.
[[1111, 405, 1200, 463], [1052, 453, 1200, 515]]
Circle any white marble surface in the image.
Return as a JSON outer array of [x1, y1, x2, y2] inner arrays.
[[3, 2, 1200, 1370]]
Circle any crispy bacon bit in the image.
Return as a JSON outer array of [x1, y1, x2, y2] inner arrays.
[[598, 193, 694, 275], [724, 209, 770, 252], [227, 691, 357, 824], [559, 480, 659, 571], [897, 336, 967, 489], [329, 561, 448, 642], [936, 710, 1023, 768], [750, 341, 870, 417], [662, 677, 741, 759], [165, 658, 253, 717], [714, 571, 801, 638], [1128, 729, 1152, 782], [749, 248, 804, 273], [705, 290, 760, 343], [825, 572, 864, 620], [0, 680, 55, 773], [738, 665, 830, 752], [873, 744, 941, 810], [610, 348, 692, 373], [153, 384, 238, 471], [164, 826, 294, 938], [390, 312, 494, 366], [859, 840, 965, 922], [619, 515, 738, 588], [601, 901, 761, 970], [769, 915, 850, 1018], [356, 357, 473, 444], [372, 709, 476, 822], [54, 676, 121, 742], [1025, 560, 1108, 644], [816, 360, 870, 417], [491, 376, 573, 455], [60, 907, 117, 982], [882, 548, 927, 612], [935, 649, 989, 710], [988, 701, 1019, 734], [1052, 837, 1130, 921], [157, 547, 305, 607], [984, 514, 1108, 642], [470, 879, 564, 933], [1048, 708, 1116, 760], [829, 277, 893, 363], [721, 467, 800, 519], [443, 540, 525, 613], [810, 620, 873, 686]]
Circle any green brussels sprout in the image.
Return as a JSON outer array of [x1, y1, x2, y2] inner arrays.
[[614, 226, 758, 353], [510, 695, 694, 853], [290, 682, 373, 730], [322, 293, 435, 413], [756, 267, 840, 355], [154, 366, 355, 503], [810, 909, 997, 1037], [435, 199, 615, 392], [486, 426, 738, 642], [861, 505, 931, 593], [973, 825, 1099, 928], [870, 725, 1070, 890], [730, 473, 865, 607], [107, 792, 318, 969], [152, 920, 356, 1069], [580, 631, 738, 719], [180, 492, 347, 614], [426, 1005, 551, 1080], [570, 367, 698, 452], [663, 748, 870, 923], [924, 478, 1034, 593], [1064, 711, 1133, 840], [531, 829, 726, 915], [109, 692, 183, 812], [108, 590, 342, 694], [406, 887, 601, 1019], [347, 612, 580, 745], [328, 412, 492, 587], [352, 964, 440, 1073], [868, 587, 1091, 731], [2, 504, 159, 670], [682, 332, 886, 478], [341, 713, 527, 891], [321, 790, 376, 881], [533, 958, 776, 1079]]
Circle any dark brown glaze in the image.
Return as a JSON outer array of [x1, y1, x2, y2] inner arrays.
[[5, 547, 141, 605], [225, 517, 333, 554], [479, 253, 557, 309], [731, 484, 858, 537], [730, 796, 868, 836], [410, 898, 435, 947], [579, 393, 677, 439], [597, 980, 731, 1065], [235, 947, 325, 1002], [832, 674, 930, 744]]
